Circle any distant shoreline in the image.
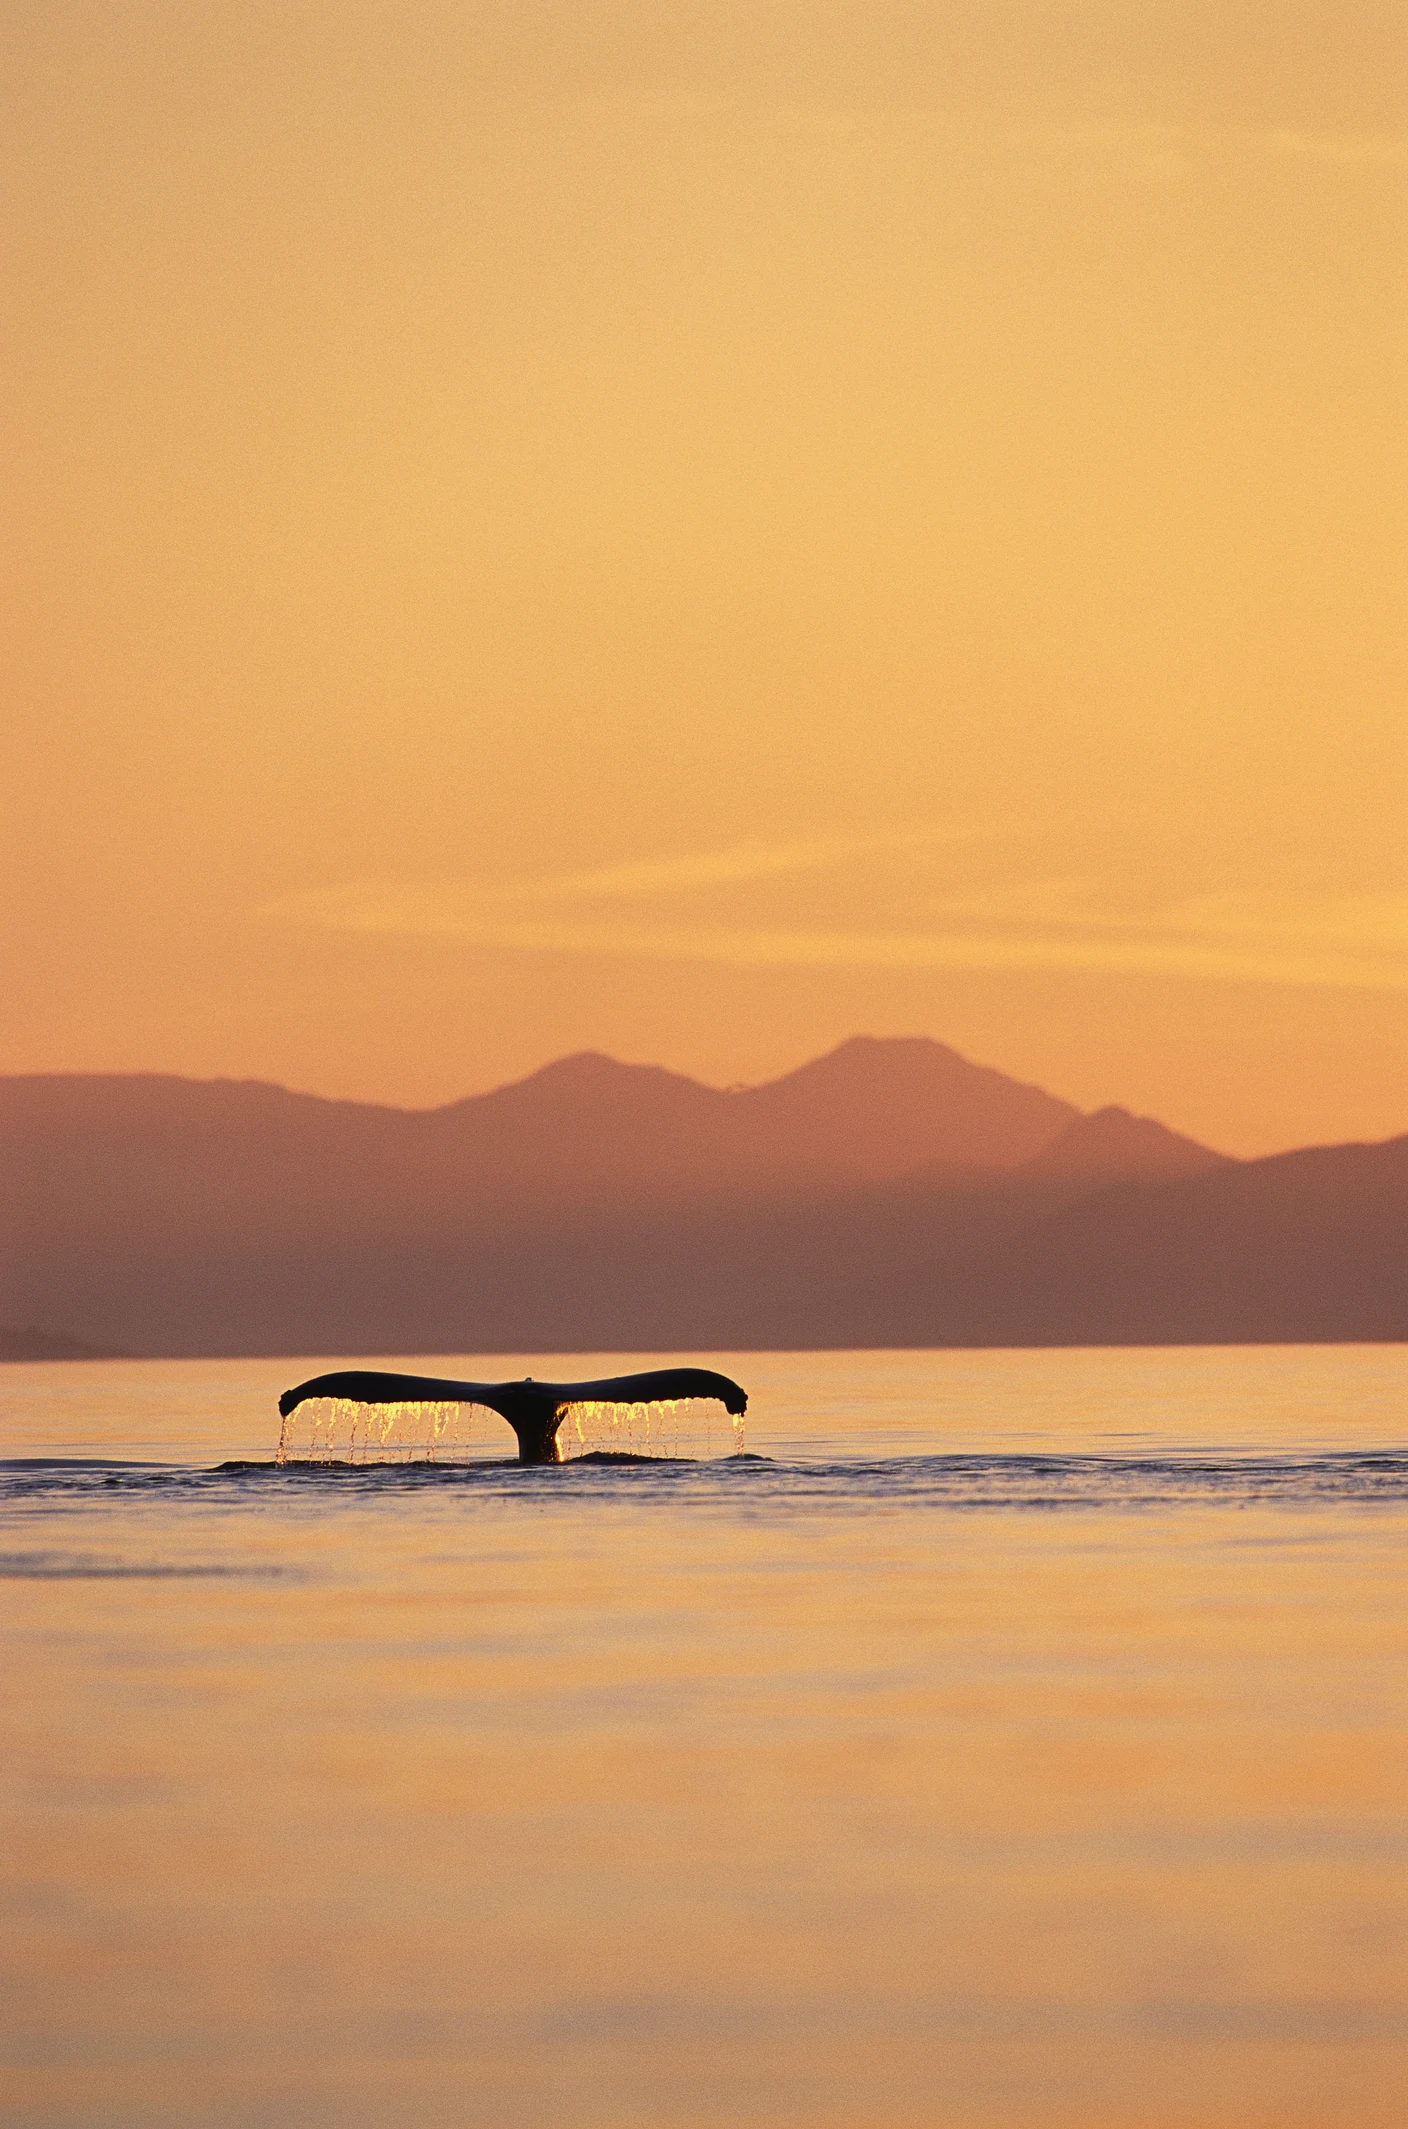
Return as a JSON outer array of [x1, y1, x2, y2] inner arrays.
[[6, 1333, 1408, 1364], [0, 1328, 133, 1364]]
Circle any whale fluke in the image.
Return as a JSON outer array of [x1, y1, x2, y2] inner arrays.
[[277, 1365, 748, 1464]]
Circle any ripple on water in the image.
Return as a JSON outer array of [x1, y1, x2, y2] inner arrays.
[[3, 1450, 1407, 1513]]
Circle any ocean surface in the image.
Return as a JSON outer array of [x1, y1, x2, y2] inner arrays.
[[3, 1346, 1406, 2128]]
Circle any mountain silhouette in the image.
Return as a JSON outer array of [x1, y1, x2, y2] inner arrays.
[[0, 1324, 130, 1362], [2, 1039, 1403, 1356], [0, 1036, 1074, 1220], [1020, 1105, 1231, 1183]]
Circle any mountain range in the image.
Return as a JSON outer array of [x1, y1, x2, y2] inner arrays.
[[1, 1036, 1404, 1357]]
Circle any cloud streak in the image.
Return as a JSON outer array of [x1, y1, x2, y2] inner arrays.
[[464, 832, 939, 904], [264, 858, 1408, 994]]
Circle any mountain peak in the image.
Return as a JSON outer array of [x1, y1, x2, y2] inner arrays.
[[735, 1034, 1079, 1177], [510, 1049, 684, 1089], [1025, 1105, 1231, 1182]]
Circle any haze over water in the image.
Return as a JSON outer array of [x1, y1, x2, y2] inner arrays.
[[4, 1345, 1406, 2128]]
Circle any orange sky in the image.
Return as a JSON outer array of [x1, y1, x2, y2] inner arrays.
[[5, 2, 1406, 1156]]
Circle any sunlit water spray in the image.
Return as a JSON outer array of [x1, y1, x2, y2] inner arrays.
[[275, 1396, 744, 1465], [557, 1397, 745, 1460], [276, 1398, 477, 1464]]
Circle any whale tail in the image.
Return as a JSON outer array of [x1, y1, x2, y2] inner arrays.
[[276, 1366, 748, 1465]]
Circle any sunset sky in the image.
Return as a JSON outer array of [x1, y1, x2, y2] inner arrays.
[[5, 2, 1405, 1156]]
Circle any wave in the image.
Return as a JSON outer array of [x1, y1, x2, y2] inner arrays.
[[0, 1548, 287, 1579], [3, 1450, 1407, 1511]]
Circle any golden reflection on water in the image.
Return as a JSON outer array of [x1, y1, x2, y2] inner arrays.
[[2, 1351, 1406, 2128]]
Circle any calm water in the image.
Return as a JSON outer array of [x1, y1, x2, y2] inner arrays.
[[3, 1347, 1406, 2128]]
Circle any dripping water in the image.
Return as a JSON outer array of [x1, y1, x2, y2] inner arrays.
[[275, 1395, 745, 1465]]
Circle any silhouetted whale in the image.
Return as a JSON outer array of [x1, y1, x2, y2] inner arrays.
[[277, 1366, 748, 1464]]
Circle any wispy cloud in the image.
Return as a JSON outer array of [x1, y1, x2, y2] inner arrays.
[[479, 832, 933, 904], [262, 830, 966, 926], [909, 885, 1408, 988], [264, 830, 937, 932], [1257, 127, 1408, 167], [262, 858, 1408, 993], [992, 113, 1408, 174]]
